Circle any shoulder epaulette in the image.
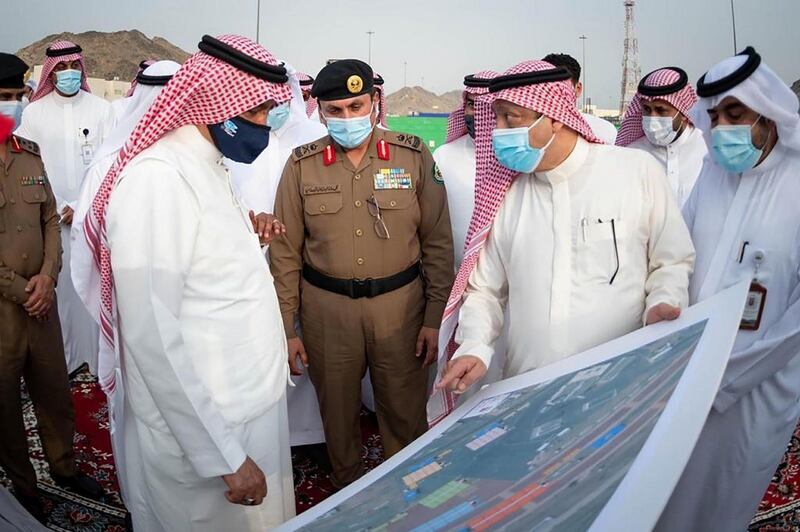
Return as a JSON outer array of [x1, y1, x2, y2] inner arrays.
[[384, 131, 423, 152], [11, 135, 40, 156], [292, 139, 326, 161]]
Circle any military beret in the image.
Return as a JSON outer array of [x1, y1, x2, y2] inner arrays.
[[0, 53, 29, 89], [311, 59, 374, 101]]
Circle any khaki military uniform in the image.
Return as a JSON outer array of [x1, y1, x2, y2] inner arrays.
[[0, 135, 75, 497], [270, 129, 454, 487]]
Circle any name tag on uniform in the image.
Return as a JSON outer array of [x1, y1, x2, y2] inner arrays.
[[81, 142, 95, 166], [374, 168, 413, 190], [21, 175, 47, 186]]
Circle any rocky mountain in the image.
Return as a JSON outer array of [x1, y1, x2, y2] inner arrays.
[[17, 30, 190, 81], [386, 86, 463, 116]]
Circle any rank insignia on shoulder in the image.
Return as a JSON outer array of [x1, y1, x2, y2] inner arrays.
[[292, 141, 323, 161], [374, 168, 413, 190], [377, 138, 390, 161], [323, 144, 336, 166], [21, 175, 47, 186], [432, 163, 444, 185]]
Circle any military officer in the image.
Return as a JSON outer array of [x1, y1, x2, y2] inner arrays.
[[0, 53, 103, 521], [270, 59, 454, 488]]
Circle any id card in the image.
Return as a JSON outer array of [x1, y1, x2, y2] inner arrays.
[[740, 280, 767, 330], [81, 142, 95, 166]]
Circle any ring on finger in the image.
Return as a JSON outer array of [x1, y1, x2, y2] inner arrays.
[[243, 496, 256, 505]]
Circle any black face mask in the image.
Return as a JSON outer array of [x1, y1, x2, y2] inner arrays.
[[208, 115, 271, 164], [464, 114, 476, 139]]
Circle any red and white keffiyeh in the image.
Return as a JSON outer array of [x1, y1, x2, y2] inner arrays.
[[374, 73, 387, 128], [444, 70, 499, 144], [298, 71, 317, 117], [30, 40, 91, 102], [84, 34, 292, 395], [428, 60, 602, 425], [124, 59, 157, 97], [616, 68, 697, 147]]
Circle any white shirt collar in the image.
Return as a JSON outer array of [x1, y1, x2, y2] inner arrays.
[[535, 135, 590, 184]]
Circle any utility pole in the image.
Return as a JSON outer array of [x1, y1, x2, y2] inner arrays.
[[579, 35, 587, 112], [730, 0, 738, 53], [403, 61, 407, 87], [256, 0, 261, 44], [366, 30, 375, 64]]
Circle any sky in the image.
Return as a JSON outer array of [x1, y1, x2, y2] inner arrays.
[[3, 0, 798, 110]]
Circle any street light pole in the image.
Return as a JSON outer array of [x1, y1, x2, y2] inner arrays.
[[404, 61, 407, 87], [730, 0, 738, 53], [256, 0, 261, 44], [366, 30, 375, 64], [579, 35, 587, 112]]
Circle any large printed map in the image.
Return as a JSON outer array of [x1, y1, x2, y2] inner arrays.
[[296, 320, 708, 531]]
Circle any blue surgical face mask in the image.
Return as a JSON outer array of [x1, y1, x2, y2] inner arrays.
[[267, 103, 290, 131], [0, 101, 24, 130], [323, 105, 375, 149], [55, 69, 82, 96], [208, 115, 271, 164], [710, 116, 764, 173], [492, 114, 555, 173]]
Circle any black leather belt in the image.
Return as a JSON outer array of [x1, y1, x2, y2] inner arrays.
[[302, 262, 420, 299]]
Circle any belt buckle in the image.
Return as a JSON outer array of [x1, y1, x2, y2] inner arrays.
[[351, 278, 372, 299]]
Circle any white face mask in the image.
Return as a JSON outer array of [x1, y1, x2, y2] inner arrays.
[[642, 113, 679, 147]]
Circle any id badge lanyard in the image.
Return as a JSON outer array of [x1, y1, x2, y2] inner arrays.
[[80, 128, 94, 166]]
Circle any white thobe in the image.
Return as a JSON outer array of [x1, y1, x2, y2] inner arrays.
[[628, 126, 708, 207], [582, 112, 618, 145], [110, 97, 130, 121], [106, 125, 295, 531], [227, 115, 329, 446], [15, 90, 115, 374], [657, 143, 800, 532], [434, 134, 507, 394], [434, 135, 476, 268], [453, 137, 694, 377]]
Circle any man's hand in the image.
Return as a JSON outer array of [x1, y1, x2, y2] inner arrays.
[[222, 456, 267, 506], [287, 336, 309, 376], [60, 206, 74, 225], [646, 303, 681, 325], [249, 211, 286, 246], [415, 327, 439, 368], [435, 355, 487, 394], [23, 274, 55, 318]]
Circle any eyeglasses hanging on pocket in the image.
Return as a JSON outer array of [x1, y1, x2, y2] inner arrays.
[[367, 193, 390, 240]]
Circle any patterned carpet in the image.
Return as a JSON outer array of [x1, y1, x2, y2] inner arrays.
[[1, 368, 799, 530]]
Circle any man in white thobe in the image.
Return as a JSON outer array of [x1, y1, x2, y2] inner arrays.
[[15, 40, 115, 374], [657, 47, 800, 532], [543, 53, 618, 145], [434, 71, 497, 269], [227, 66, 328, 447], [436, 60, 694, 395], [84, 35, 297, 531], [617, 66, 707, 207]]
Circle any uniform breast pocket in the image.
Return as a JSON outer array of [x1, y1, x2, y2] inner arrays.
[[19, 185, 46, 227], [21, 185, 46, 204], [373, 190, 415, 211], [303, 190, 343, 216], [575, 219, 627, 285]]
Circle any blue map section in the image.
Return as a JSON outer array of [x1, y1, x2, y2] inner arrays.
[[298, 320, 708, 532]]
